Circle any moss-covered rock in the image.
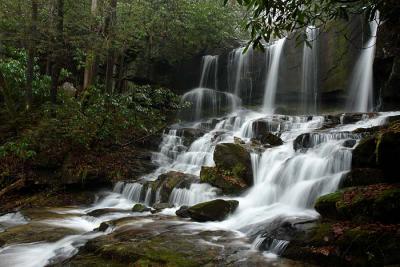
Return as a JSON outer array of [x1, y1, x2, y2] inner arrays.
[[213, 143, 253, 185], [339, 168, 385, 188], [315, 184, 400, 223], [283, 221, 400, 267], [200, 166, 247, 195], [154, 171, 197, 203], [187, 199, 239, 222]]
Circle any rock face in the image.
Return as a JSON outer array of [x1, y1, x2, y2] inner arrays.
[[187, 199, 239, 222], [213, 143, 253, 185], [352, 121, 400, 180], [315, 184, 400, 223], [339, 168, 385, 188]]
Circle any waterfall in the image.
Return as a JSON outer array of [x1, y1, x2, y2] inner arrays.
[[228, 46, 254, 100], [346, 13, 379, 112], [262, 38, 286, 114], [301, 26, 319, 114], [199, 55, 219, 89]]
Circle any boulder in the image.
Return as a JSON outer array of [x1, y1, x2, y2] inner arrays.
[[200, 166, 248, 195], [351, 136, 377, 168], [132, 203, 151, 212], [176, 128, 206, 147], [154, 171, 198, 203], [256, 132, 283, 146], [339, 168, 385, 188], [342, 139, 356, 148], [251, 119, 281, 136], [187, 199, 239, 222], [376, 130, 400, 179], [341, 113, 377, 124], [151, 202, 174, 213], [315, 184, 400, 223], [293, 133, 312, 151], [213, 143, 253, 185], [282, 221, 400, 267], [61, 82, 77, 97], [175, 206, 190, 218]]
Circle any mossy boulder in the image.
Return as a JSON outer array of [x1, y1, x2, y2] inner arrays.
[[200, 166, 248, 195], [339, 168, 385, 188], [213, 143, 253, 186], [283, 221, 400, 267], [251, 119, 281, 136], [315, 184, 400, 223], [187, 199, 239, 222]]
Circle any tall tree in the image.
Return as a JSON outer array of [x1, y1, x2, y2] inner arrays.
[[50, 0, 64, 105], [83, 0, 98, 90], [104, 0, 117, 93], [26, 0, 38, 110]]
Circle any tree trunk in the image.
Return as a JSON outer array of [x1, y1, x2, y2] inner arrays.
[[26, 0, 38, 110], [104, 0, 117, 94], [83, 0, 98, 90], [50, 0, 64, 106]]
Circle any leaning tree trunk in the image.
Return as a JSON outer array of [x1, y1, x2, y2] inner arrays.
[[26, 0, 38, 110]]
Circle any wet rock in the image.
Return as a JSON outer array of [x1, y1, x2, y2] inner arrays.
[[234, 136, 245, 145], [187, 199, 239, 222], [151, 202, 174, 213], [386, 115, 400, 124], [341, 113, 377, 124], [87, 208, 130, 217], [200, 166, 248, 195], [214, 143, 253, 185], [175, 206, 190, 218], [376, 130, 400, 179], [97, 221, 113, 232], [293, 133, 312, 151], [352, 125, 382, 134], [342, 139, 356, 148], [352, 136, 378, 168], [176, 128, 206, 146], [252, 119, 281, 136], [339, 168, 385, 188], [315, 184, 400, 223], [282, 221, 400, 267], [0, 223, 78, 245], [132, 204, 151, 213], [256, 132, 283, 146], [155, 171, 198, 203]]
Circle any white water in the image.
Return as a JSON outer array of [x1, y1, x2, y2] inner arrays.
[[228, 46, 254, 100], [301, 26, 319, 114], [262, 38, 286, 113], [199, 55, 219, 89], [347, 13, 379, 112]]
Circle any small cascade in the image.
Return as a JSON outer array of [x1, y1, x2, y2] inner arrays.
[[180, 88, 241, 121], [199, 55, 219, 89], [301, 26, 319, 114], [228, 46, 254, 101], [346, 13, 379, 112], [169, 183, 219, 206], [262, 38, 286, 114]]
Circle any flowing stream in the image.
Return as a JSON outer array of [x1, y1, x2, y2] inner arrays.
[[0, 30, 396, 266]]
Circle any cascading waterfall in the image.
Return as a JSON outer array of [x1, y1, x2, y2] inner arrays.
[[346, 13, 379, 112], [199, 55, 219, 89], [228, 46, 254, 101], [301, 26, 319, 114], [262, 38, 286, 113]]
